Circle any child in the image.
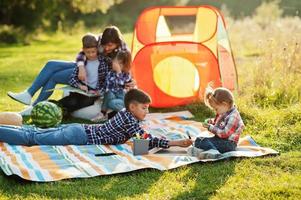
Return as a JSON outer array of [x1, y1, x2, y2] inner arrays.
[[92, 50, 132, 122], [188, 87, 244, 159], [56, 33, 109, 114], [0, 89, 193, 150]]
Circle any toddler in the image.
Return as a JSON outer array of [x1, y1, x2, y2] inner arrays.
[[92, 50, 132, 121], [188, 87, 244, 159]]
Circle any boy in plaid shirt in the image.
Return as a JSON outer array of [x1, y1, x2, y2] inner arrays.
[[57, 33, 108, 113], [188, 87, 244, 159], [85, 89, 192, 148], [0, 89, 192, 150]]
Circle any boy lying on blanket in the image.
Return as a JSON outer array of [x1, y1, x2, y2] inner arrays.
[[0, 89, 192, 150]]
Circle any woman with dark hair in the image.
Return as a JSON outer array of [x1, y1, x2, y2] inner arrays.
[[7, 26, 134, 115]]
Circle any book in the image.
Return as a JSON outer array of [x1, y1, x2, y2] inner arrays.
[[153, 146, 188, 155], [148, 147, 163, 154], [49, 86, 99, 97]]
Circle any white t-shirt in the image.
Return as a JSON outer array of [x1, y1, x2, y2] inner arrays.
[[86, 59, 100, 89]]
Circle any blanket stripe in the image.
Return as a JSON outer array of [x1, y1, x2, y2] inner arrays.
[[0, 117, 278, 182]]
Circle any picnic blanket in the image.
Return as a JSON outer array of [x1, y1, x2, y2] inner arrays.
[[0, 112, 278, 182]]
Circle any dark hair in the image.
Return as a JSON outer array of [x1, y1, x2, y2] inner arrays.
[[205, 87, 234, 108], [82, 33, 98, 48], [100, 26, 123, 47], [124, 89, 151, 110], [114, 50, 132, 73]]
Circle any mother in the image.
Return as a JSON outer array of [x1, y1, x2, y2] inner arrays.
[[8, 26, 132, 115]]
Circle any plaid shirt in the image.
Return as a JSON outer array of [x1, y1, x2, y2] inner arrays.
[[208, 107, 244, 143], [83, 109, 169, 149], [69, 55, 109, 94], [76, 34, 129, 66], [105, 71, 132, 93]]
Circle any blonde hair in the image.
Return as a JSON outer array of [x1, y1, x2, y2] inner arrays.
[[204, 87, 234, 108]]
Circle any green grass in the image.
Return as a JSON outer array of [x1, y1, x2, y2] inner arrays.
[[0, 29, 300, 199]]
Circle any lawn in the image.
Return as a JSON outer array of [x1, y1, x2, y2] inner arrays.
[[0, 22, 300, 199]]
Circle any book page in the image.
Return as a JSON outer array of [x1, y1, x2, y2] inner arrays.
[[50, 86, 99, 97]]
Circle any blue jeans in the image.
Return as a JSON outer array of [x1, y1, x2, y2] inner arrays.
[[27, 60, 76, 105], [0, 124, 87, 146], [102, 90, 125, 111], [194, 136, 237, 153]]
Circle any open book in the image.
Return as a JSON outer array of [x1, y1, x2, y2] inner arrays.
[[148, 147, 163, 154], [49, 86, 99, 97], [153, 146, 189, 155]]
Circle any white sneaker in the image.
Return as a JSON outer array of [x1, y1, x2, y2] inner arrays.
[[187, 147, 205, 157], [91, 112, 107, 123], [196, 149, 221, 159], [7, 90, 32, 105], [19, 106, 33, 116]]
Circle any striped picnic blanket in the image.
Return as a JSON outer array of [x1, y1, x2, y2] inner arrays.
[[0, 114, 278, 182]]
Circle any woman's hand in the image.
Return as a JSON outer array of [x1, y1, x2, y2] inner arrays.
[[78, 65, 87, 81], [125, 79, 137, 90]]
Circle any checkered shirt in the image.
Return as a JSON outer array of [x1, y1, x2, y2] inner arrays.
[[208, 107, 244, 143], [83, 109, 169, 148], [69, 55, 109, 94], [105, 71, 132, 93]]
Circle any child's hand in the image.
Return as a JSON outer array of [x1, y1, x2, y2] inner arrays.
[[88, 90, 100, 96], [125, 79, 137, 90], [169, 139, 193, 147], [79, 85, 88, 93], [202, 122, 209, 128], [78, 65, 87, 81], [112, 61, 122, 73]]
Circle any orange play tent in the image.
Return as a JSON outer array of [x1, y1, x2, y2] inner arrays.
[[131, 6, 237, 107]]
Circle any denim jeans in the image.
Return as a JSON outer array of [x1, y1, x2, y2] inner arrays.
[[27, 60, 76, 105], [0, 124, 87, 146], [102, 90, 125, 111], [194, 136, 237, 153]]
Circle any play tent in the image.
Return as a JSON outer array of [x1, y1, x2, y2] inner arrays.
[[131, 6, 237, 107]]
